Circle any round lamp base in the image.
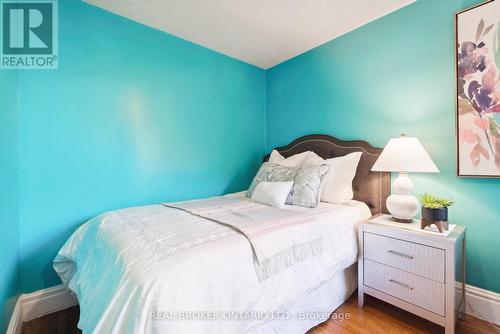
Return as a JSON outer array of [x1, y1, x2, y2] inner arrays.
[[386, 172, 419, 222]]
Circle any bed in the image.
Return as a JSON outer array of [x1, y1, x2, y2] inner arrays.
[[53, 134, 390, 334]]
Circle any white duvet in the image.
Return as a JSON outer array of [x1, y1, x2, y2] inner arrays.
[[54, 193, 370, 334]]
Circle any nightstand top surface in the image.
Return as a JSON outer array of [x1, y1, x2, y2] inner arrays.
[[364, 214, 465, 243]]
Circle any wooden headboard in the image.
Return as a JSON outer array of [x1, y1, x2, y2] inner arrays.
[[264, 134, 390, 216]]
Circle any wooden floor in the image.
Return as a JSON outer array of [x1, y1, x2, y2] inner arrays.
[[22, 294, 499, 334], [22, 305, 81, 334], [309, 295, 500, 334]]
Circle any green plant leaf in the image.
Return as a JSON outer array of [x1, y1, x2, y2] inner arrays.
[[476, 18, 485, 42], [420, 193, 454, 208], [458, 99, 475, 115], [490, 118, 500, 138]]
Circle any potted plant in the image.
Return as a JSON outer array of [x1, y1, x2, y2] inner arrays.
[[420, 194, 454, 222]]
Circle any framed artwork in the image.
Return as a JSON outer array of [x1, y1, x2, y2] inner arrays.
[[456, 0, 500, 177]]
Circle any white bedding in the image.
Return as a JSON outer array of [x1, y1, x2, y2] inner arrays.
[[54, 192, 371, 334], [252, 263, 358, 334]]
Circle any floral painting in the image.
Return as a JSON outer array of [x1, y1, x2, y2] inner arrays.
[[456, 0, 500, 177]]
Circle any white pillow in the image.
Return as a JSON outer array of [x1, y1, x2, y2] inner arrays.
[[251, 181, 294, 207], [268, 150, 324, 167], [320, 152, 362, 203], [268, 150, 285, 163]]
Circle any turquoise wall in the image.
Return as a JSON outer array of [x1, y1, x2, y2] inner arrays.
[[17, 0, 266, 292], [0, 70, 19, 331], [267, 0, 499, 292], [4, 2, 499, 330]]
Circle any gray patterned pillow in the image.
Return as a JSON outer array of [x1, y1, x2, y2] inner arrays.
[[247, 162, 330, 208]]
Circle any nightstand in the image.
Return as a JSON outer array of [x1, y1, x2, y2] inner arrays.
[[358, 214, 466, 334]]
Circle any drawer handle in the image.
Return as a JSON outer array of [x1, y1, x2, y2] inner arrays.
[[389, 279, 413, 290], [387, 250, 414, 260]]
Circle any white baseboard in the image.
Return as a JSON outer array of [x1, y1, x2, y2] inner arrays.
[[7, 284, 78, 334], [21, 284, 78, 322], [7, 282, 500, 333], [6, 296, 23, 334], [462, 284, 500, 326]]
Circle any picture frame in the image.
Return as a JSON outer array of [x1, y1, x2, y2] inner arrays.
[[455, 0, 500, 178]]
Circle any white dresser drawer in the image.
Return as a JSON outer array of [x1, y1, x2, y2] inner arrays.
[[364, 259, 445, 316], [363, 232, 445, 282]]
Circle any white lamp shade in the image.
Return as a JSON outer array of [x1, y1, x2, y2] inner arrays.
[[372, 136, 439, 173]]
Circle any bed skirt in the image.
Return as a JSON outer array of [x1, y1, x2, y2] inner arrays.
[[248, 263, 357, 334]]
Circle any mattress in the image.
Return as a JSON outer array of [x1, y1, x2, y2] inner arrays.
[[54, 192, 371, 334]]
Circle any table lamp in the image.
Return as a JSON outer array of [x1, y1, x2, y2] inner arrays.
[[371, 135, 439, 223]]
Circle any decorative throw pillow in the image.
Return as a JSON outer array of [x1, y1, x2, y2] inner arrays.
[[250, 181, 294, 207], [247, 163, 296, 196], [320, 152, 362, 203], [247, 162, 330, 208], [287, 164, 330, 208]]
